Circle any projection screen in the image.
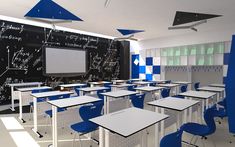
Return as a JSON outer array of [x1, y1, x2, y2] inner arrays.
[[44, 47, 87, 76]]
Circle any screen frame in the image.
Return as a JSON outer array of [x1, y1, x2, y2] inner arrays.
[[42, 46, 88, 77]]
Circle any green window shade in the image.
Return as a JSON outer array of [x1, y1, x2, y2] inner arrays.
[[190, 46, 197, 55], [174, 57, 180, 65], [167, 48, 174, 56], [167, 57, 174, 65], [181, 47, 188, 56], [206, 47, 214, 54], [161, 49, 168, 56], [175, 48, 180, 56], [197, 56, 205, 65]]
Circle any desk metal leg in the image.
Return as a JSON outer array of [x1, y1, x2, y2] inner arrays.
[[18, 91, 25, 123], [10, 86, 15, 111], [32, 97, 43, 138], [201, 100, 205, 123], [52, 106, 58, 147], [159, 108, 165, 138], [99, 127, 104, 147], [155, 107, 160, 147], [104, 129, 109, 147]]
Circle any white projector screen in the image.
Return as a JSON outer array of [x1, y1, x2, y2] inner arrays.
[[44, 47, 86, 75]]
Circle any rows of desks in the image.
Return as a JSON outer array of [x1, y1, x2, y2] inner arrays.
[[7, 80, 225, 147]]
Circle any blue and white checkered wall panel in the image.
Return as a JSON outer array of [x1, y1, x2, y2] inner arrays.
[[139, 49, 161, 80]]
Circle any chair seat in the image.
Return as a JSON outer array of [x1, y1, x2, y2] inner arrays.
[[182, 123, 210, 136], [70, 121, 98, 134], [45, 108, 66, 117], [214, 108, 227, 118]]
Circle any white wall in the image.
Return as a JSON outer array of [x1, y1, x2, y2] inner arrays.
[[138, 28, 235, 50]]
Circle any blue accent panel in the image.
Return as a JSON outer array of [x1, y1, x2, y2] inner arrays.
[[226, 35, 235, 133], [146, 74, 152, 80], [146, 57, 153, 65], [224, 53, 230, 65], [117, 29, 144, 36], [153, 66, 161, 74], [25, 0, 83, 21], [139, 66, 146, 74], [131, 54, 139, 79], [223, 77, 226, 84]]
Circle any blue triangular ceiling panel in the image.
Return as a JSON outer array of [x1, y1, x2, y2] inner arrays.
[[117, 29, 144, 36], [25, 0, 83, 21]]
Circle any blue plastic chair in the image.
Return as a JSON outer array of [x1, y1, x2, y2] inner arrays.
[[45, 95, 67, 117], [74, 85, 87, 96], [127, 85, 137, 91], [174, 85, 188, 99], [127, 80, 132, 84], [130, 93, 146, 109], [194, 82, 200, 91], [181, 107, 217, 144], [104, 83, 112, 88], [165, 80, 171, 84], [70, 102, 103, 147], [161, 88, 170, 98], [97, 89, 111, 101], [160, 128, 183, 147]]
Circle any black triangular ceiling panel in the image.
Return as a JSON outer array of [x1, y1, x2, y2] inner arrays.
[[173, 11, 222, 26]]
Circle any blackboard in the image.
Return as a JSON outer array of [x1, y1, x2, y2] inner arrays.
[[0, 19, 128, 105]]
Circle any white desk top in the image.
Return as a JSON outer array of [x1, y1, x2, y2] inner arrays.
[[17, 86, 52, 92], [133, 81, 155, 85], [112, 80, 126, 83], [89, 81, 111, 85], [158, 83, 180, 88], [59, 83, 87, 88], [147, 97, 199, 111], [129, 79, 143, 81], [101, 90, 138, 98], [31, 91, 73, 98], [110, 84, 135, 88], [198, 86, 225, 92], [134, 86, 165, 92], [179, 90, 216, 99], [172, 81, 192, 84], [7, 82, 43, 87], [208, 84, 225, 88], [79, 87, 109, 92], [90, 107, 168, 137], [48, 96, 101, 108]]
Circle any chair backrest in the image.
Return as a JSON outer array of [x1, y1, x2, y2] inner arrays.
[[127, 85, 137, 91], [203, 107, 217, 135], [127, 80, 132, 84], [194, 82, 200, 91], [130, 93, 146, 109], [161, 88, 170, 98], [160, 129, 183, 147], [79, 102, 103, 121], [104, 83, 112, 87], [165, 80, 171, 84], [150, 83, 157, 86], [32, 89, 41, 93], [180, 85, 188, 93]]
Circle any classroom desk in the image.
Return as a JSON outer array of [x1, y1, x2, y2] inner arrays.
[[101, 90, 138, 114], [47, 96, 101, 147], [110, 84, 135, 91], [208, 84, 225, 88], [79, 87, 110, 96], [129, 78, 143, 82], [134, 86, 165, 100], [89, 81, 111, 87], [59, 83, 87, 90], [178, 90, 216, 122], [7, 82, 43, 111], [157, 83, 180, 95], [133, 81, 155, 87], [90, 107, 169, 147], [148, 97, 199, 138], [16, 86, 52, 123], [111, 80, 126, 85], [31, 91, 73, 138], [198, 86, 225, 102]]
